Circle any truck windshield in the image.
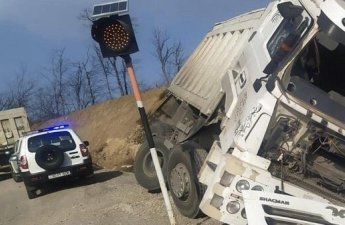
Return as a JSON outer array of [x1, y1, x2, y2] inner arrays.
[[267, 18, 309, 57], [264, 12, 311, 74], [27, 131, 76, 153]]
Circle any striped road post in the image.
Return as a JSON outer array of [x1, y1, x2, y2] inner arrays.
[[122, 55, 176, 225]]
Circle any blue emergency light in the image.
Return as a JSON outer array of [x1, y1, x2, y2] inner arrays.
[[38, 125, 69, 132]]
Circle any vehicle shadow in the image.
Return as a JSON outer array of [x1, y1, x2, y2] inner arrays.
[[0, 172, 11, 181], [0, 167, 11, 181], [40, 170, 123, 196]]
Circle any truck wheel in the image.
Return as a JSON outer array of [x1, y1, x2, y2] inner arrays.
[[134, 136, 170, 191], [167, 142, 207, 218], [35, 145, 64, 171], [25, 183, 38, 199]]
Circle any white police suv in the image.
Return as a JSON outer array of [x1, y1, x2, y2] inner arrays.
[[18, 125, 93, 199]]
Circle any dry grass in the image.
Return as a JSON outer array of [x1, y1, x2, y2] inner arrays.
[[34, 88, 167, 169]]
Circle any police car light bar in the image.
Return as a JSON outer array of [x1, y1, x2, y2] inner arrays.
[[38, 125, 69, 132], [23, 125, 70, 136]]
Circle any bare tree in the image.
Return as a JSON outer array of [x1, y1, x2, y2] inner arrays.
[[172, 41, 185, 73], [93, 44, 113, 99], [78, 8, 93, 26], [0, 94, 13, 111], [152, 28, 185, 85], [42, 49, 71, 116], [31, 87, 57, 121], [0, 65, 37, 114], [92, 45, 131, 97], [9, 66, 36, 109], [69, 63, 91, 110], [84, 70, 96, 104], [72, 47, 105, 108], [121, 59, 129, 95], [109, 58, 126, 96]]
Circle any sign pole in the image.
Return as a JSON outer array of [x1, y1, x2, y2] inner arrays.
[[122, 55, 176, 225]]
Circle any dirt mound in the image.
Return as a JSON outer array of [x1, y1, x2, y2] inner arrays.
[[34, 88, 167, 170]]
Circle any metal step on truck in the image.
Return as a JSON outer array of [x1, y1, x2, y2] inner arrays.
[[134, 0, 345, 224], [0, 107, 30, 172]]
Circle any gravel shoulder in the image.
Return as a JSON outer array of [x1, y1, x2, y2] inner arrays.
[[0, 170, 219, 225]]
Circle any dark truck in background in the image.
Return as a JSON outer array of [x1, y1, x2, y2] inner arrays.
[[0, 108, 30, 171]]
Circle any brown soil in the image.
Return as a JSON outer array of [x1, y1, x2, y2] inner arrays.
[[34, 88, 167, 170]]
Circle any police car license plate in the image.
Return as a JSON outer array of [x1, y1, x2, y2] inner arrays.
[[48, 171, 71, 179]]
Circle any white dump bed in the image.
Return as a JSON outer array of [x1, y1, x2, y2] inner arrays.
[[169, 9, 264, 116]]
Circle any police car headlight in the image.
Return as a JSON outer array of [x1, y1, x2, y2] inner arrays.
[[236, 179, 250, 193], [5, 151, 10, 155]]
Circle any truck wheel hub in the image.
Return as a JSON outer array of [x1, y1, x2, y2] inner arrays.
[[170, 163, 190, 199]]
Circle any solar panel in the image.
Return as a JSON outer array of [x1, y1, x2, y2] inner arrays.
[[92, 0, 129, 20]]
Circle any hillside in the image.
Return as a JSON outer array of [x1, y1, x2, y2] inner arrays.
[[34, 88, 167, 170]]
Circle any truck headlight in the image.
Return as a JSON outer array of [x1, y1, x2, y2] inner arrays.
[[236, 179, 250, 193], [251, 185, 264, 191], [5, 151, 10, 155], [226, 201, 241, 214]]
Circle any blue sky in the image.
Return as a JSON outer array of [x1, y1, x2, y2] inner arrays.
[[0, 0, 269, 90]]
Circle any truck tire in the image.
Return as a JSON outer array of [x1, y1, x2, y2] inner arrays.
[[35, 145, 64, 171], [167, 142, 207, 218], [134, 136, 170, 191]]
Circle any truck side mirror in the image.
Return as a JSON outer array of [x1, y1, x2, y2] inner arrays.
[[277, 2, 303, 19], [253, 79, 263, 92]]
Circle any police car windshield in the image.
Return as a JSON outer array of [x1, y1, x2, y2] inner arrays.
[[27, 131, 76, 153]]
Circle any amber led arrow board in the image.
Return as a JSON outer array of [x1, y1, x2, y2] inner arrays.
[[91, 14, 138, 57], [91, 1, 139, 58], [91, 0, 137, 57]]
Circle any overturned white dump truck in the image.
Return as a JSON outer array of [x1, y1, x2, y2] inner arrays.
[[134, 0, 345, 224]]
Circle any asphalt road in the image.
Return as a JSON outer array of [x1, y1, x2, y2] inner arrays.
[[0, 170, 219, 225]]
